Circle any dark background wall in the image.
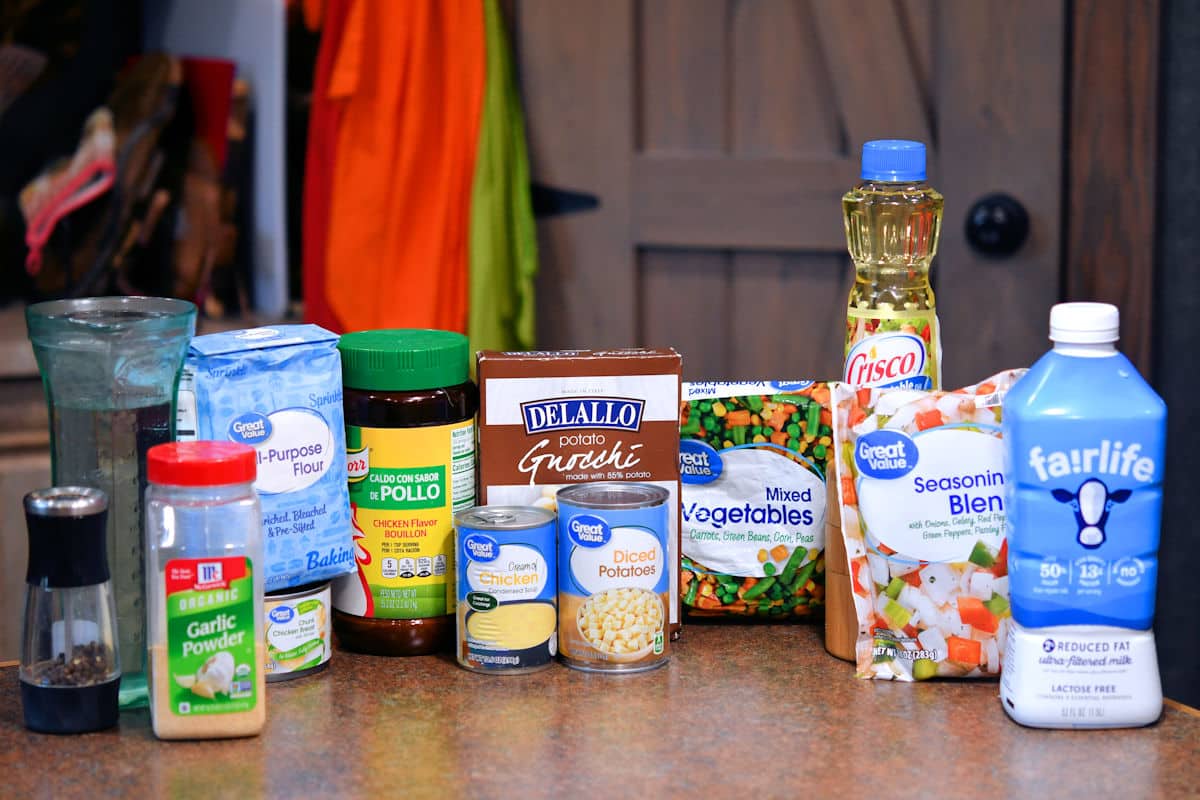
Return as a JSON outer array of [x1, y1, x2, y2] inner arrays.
[[1154, 0, 1199, 708]]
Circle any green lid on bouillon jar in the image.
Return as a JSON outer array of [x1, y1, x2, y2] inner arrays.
[[337, 329, 469, 391]]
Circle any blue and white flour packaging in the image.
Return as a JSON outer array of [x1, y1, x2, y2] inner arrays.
[[177, 325, 354, 591]]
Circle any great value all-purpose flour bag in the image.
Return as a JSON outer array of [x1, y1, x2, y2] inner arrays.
[[831, 370, 1024, 680], [177, 325, 354, 591], [679, 382, 832, 620]]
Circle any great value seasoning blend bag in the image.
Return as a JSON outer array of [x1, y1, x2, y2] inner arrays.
[[178, 325, 354, 591], [831, 370, 1024, 680], [679, 382, 831, 620]]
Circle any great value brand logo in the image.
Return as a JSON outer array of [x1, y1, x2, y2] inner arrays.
[[679, 439, 723, 485], [844, 333, 930, 389], [566, 514, 611, 548], [268, 605, 294, 624], [520, 397, 644, 435], [228, 412, 272, 445], [854, 430, 919, 479], [463, 532, 500, 562]]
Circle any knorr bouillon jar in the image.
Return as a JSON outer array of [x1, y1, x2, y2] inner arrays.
[[332, 330, 478, 656]]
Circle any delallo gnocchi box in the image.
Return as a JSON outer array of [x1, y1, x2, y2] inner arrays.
[[476, 349, 683, 639]]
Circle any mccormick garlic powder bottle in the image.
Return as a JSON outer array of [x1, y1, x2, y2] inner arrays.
[[145, 441, 266, 739]]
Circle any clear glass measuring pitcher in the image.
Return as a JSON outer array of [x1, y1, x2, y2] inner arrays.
[[26, 296, 195, 708]]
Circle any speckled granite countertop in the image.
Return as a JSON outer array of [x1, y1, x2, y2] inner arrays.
[[1, 624, 1196, 798]]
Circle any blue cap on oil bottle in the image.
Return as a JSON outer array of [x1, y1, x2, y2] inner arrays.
[[860, 140, 926, 182]]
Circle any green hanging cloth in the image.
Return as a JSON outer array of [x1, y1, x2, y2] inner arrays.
[[468, 0, 539, 352]]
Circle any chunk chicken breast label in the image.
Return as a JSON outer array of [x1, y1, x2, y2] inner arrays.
[[831, 370, 1025, 681]]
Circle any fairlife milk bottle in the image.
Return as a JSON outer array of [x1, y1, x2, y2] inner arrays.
[[1000, 303, 1166, 728]]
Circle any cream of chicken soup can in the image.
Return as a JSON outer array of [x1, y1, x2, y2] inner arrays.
[[455, 506, 557, 674], [557, 483, 670, 672], [264, 581, 332, 681]]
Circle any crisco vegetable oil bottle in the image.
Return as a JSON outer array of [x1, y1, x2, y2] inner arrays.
[[842, 140, 943, 389]]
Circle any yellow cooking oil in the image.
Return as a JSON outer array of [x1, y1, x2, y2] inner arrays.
[[842, 139, 943, 390]]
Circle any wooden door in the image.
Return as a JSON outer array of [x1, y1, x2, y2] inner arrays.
[[515, 0, 1064, 388]]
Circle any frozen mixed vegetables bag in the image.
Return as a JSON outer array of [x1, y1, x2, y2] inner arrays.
[[679, 382, 832, 620], [831, 370, 1024, 679]]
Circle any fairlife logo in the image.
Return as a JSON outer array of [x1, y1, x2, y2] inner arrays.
[[844, 333, 930, 389], [1027, 441, 1156, 483], [520, 397, 644, 434]]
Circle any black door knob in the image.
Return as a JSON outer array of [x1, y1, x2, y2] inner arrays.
[[965, 193, 1029, 257]]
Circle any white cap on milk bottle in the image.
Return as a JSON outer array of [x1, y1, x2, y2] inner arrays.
[[1049, 302, 1119, 344]]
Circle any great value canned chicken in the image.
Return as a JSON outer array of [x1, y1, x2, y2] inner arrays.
[[264, 581, 332, 682], [455, 506, 557, 674], [557, 483, 670, 672]]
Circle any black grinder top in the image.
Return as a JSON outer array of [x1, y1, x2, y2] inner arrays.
[[24, 487, 109, 587]]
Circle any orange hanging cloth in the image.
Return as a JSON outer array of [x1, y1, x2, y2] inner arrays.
[[301, 0, 353, 332], [322, 0, 486, 333]]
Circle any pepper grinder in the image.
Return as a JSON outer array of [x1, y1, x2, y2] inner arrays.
[[20, 487, 120, 734]]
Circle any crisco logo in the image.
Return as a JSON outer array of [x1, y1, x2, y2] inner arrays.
[[844, 333, 930, 389]]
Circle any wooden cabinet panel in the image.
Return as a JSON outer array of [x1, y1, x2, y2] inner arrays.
[[518, 0, 1066, 385], [936, 3, 1065, 387], [1066, 0, 1158, 373], [520, 0, 635, 349], [0, 452, 50, 661]]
